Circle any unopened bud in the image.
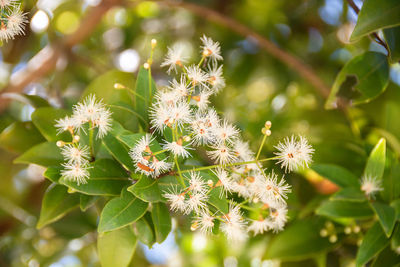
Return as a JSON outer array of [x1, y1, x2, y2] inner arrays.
[[207, 180, 213, 187], [151, 39, 157, 49], [190, 222, 198, 231], [67, 188, 76, 193], [329, 235, 337, 243], [265, 129, 271, 136], [320, 229, 328, 237], [56, 141, 65, 147], [183, 136, 191, 142], [144, 62, 150, 69], [114, 83, 125, 89], [325, 221, 334, 230], [265, 121, 272, 129], [353, 225, 360, 233], [252, 197, 259, 203], [73, 135, 80, 142]]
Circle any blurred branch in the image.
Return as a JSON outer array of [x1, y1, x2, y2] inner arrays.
[[154, 0, 331, 99], [0, 0, 123, 113], [346, 0, 389, 51]]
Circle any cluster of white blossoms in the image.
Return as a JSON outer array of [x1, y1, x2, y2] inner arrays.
[[0, 0, 28, 42], [54, 95, 112, 185], [129, 36, 314, 241]]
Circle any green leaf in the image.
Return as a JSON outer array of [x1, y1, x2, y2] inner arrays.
[[60, 159, 131, 196], [128, 175, 163, 202], [135, 216, 155, 247], [391, 199, 400, 221], [109, 102, 145, 131], [4, 93, 50, 108], [311, 164, 360, 188], [135, 67, 156, 130], [383, 26, 400, 63], [208, 187, 229, 214], [350, 0, 400, 41], [264, 219, 333, 261], [44, 167, 62, 183], [382, 155, 400, 202], [0, 121, 45, 154], [325, 52, 389, 109], [372, 245, 400, 267], [102, 133, 135, 172], [330, 187, 366, 202], [37, 184, 80, 228], [31, 107, 71, 142], [98, 225, 137, 267], [371, 202, 396, 237], [80, 195, 99, 212], [118, 133, 144, 148], [316, 200, 374, 219], [14, 142, 64, 167], [151, 203, 171, 243], [364, 138, 386, 180], [98, 189, 148, 232], [356, 222, 390, 267], [391, 225, 400, 250]]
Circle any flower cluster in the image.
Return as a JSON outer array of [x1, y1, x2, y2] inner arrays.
[[55, 95, 112, 185], [0, 0, 28, 42], [129, 36, 315, 241]]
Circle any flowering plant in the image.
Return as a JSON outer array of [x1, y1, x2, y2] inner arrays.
[[0, 0, 27, 42]]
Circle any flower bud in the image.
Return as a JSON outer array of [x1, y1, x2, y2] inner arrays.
[[344, 226, 352, 234], [73, 135, 80, 142], [329, 235, 337, 243], [143, 62, 150, 69], [207, 180, 213, 187], [114, 83, 125, 89], [353, 225, 360, 233], [320, 229, 328, 237], [56, 141, 65, 147], [265, 121, 272, 129], [151, 39, 157, 49], [190, 222, 198, 231]]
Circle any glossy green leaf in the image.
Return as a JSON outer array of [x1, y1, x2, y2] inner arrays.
[[325, 52, 389, 109], [37, 184, 80, 228], [128, 175, 163, 202], [330, 187, 366, 202], [14, 142, 63, 167], [31, 107, 71, 142], [151, 203, 171, 243], [80, 195, 99, 212], [391, 199, 400, 221], [382, 155, 400, 202], [0, 121, 45, 154], [316, 200, 374, 219], [109, 102, 145, 131], [351, 0, 400, 41], [264, 219, 333, 261], [102, 133, 135, 172], [44, 167, 62, 183], [135, 216, 155, 247], [135, 67, 156, 130], [371, 245, 400, 267], [98, 225, 137, 267], [383, 26, 400, 63], [364, 138, 386, 180], [391, 225, 400, 250], [208, 187, 229, 214], [4, 93, 50, 108], [371, 202, 396, 237], [356, 222, 389, 267], [311, 164, 360, 187], [60, 159, 131, 196], [98, 189, 148, 232]]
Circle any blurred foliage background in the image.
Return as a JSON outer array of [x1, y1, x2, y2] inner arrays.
[[1, 0, 400, 266]]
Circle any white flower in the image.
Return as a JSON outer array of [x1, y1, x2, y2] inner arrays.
[[221, 203, 247, 241], [185, 191, 208, 214], [191, 91, 211, 110], [0, 0, 17, 8], [171, 77, 190, 98], [268, 204, 288, 233], [61, 162, 90, 185], [258, 172, 291, 204], [61, 144, 90, 164], [151, 159, 173, 177], [163, 140, 191, 158], [213, 120, 239, 145], [232, 181, 251, 198], [129, 134, 153, 163], [233, 140, 254, 161], [200, 35, 223, 62], [186, 65, 209, 88], [6, 8, 28, 37], [92, 107, 112, 138], [187, 171, 207, 193], [207, 64, 225, 93], [161, 44, 188, 74], [193, 212, 215, 235], [150, 100, 192, 133], [207, 143, 235, 164], [163, 186, 187, 213], [213, 168, 235, 196], [55, 116, 76, 134], [248, 219, 271, 235], [191, 109, 220, 145], [73, 94, 107, 123], [274, 135, 314, 172], [361, 175, 383, 197]]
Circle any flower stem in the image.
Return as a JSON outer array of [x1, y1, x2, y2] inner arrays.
[[89, 121, 95, 159], [256, 134, 268, 160], [174, 156, 185, 187]]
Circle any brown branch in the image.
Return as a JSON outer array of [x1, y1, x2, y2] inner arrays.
[[152, 0, 331, 99], [346, 0, 389, 51], [0, 0, 123, 113]]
